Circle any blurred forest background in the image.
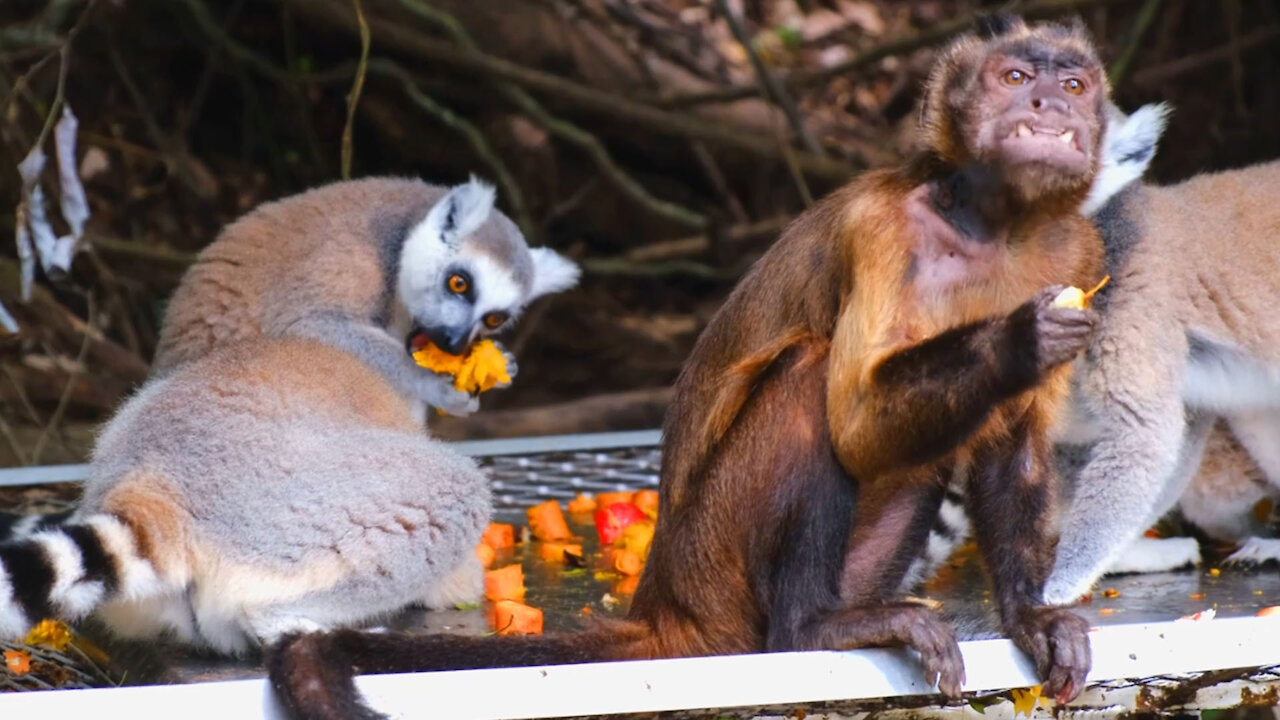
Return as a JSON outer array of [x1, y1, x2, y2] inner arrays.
[[1, 0, 1279, 465]]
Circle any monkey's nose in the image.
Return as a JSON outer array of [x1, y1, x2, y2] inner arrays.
[[1031, 95, 1070, 115]]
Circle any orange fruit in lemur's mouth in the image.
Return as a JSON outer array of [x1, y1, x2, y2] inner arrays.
[[412, 339, 511, 393]]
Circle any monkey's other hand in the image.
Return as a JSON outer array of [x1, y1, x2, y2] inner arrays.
[[872, 605, 965, 698], [1017, 285, 1099, 373], [491, 341, 518, 389], [1008, 606, 1091, 704], [420, 374, 480, 416]]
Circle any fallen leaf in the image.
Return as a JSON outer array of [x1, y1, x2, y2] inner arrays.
[[1009, 685, 1042, 716]]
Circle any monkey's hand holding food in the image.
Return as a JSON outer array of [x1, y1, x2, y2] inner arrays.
[[1016, 284, 1101, 373], [412, 339, 514, 394], [1051, 275, 1111, 310]]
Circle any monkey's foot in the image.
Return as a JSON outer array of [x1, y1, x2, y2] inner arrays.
[[1105, 536, 1201, 575], [1223, 537, 1280, 567], [1008, 606, 1091, 704]]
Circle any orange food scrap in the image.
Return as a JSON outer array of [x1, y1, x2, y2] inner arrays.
[[596, 491, 635, 509], [536, 541, 584, 564], [621, 520, 656, 560], [4, 650, 30, 675], [23, 619, 73, 651], [633, 489, 659, 519], [614, 548, 645, 576], [580, 605, 594, 615], [1099, 608, 1117, 615], [1188, 593, 1206, 601], [567, 493, 597, 514], [1101, 588, 1120, 599], [484, 564, 526, 601], [526, 499, 572, 541], [1143, 529, 1163, 539], [1209, 568, 1221, 577], [1256, 606, 1280, 617], [481, 523, 515, 550], [614, 574, 641, 595], [476, 542, 496, 569], [412, 339, 511, 394], [489, 600, 543, 635]]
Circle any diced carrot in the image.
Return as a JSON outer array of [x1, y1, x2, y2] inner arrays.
[[1143, 528, 1162, 539], [1256, 606, 1280, 617], [567, 493, 597, 514], [488, 600, 543, 635], [481, 523, 515, 550], [536, 541, 584, 564], [1101, 589, 1120, 598], [633, 489, 659, 519], [596, 491, 635, 509], [4, 650, 30, 675], [484, 564, 526, 601], [622, 520, 655, 560], [614, 548, 644, 576], [580, 605, 594, 615], [526, 500, 572, 541], [476, 542, 496, 569], [614, 574, 640, 595]]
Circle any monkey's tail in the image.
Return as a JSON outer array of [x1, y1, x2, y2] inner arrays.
[[268, 620, 658, 720], [0, 509, 76, 541], [0, 512, 163, 639]]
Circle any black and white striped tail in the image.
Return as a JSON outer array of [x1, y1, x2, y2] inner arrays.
[[0, 513, 159, 638], [0, 510, 75, 541], [901, 483, 972, 591]]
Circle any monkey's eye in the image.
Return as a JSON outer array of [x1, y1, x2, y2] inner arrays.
[[447, 273, 469, 295], [1061, 77, 1085, 95], [1001, 69, 1030, 86], [483, 312, 508, 330]]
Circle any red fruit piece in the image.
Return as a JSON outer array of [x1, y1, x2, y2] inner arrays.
[[595, 502, 649, 545]]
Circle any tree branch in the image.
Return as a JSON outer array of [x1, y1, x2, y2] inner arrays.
[[340, 0, 371, 179]]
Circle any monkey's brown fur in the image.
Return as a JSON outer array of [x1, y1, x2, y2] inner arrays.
[[268, 17, 1107, 719]]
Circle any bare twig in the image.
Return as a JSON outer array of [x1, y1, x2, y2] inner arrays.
[[282, 0, 853, 181], [1130, 25, 1280, 86], [689, 142, 747, 224], [31, 292, 94, 465], [392, 0, 706, 229], [367, 59, 535, 238], [713, 0, 823, 157], [624, 216, 788, 263], [1222, 0, 1248, 118], [665, 0, 1141, 107], [1108, 0, 1163, 88], [0, 412, 30, 466], [341, 0, 372, 179]]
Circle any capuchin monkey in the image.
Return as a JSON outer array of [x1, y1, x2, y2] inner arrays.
[[266, 17, 1111, 719]]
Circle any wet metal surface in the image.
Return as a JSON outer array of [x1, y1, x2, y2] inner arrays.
[[5, 444, 1280, 696]]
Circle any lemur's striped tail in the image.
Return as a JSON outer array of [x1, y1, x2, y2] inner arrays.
[[0, 510, 75, 541], [901, 484, 972, 591], [0, 513, 161, 638]]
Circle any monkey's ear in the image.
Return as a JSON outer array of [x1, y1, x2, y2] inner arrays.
[[976, 13, 1020, 38], [424, 176, 496, 250], [528, 247, 581, 300]]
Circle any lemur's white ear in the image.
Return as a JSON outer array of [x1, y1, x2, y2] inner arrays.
[[1081, 102, 1172, 216], [528, 247, 581, 300], [424, 176, 496, 249]]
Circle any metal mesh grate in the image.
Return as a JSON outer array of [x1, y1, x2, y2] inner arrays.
[[478, 446, 661, 512]]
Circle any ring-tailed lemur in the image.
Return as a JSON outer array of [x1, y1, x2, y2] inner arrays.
[[0, 179, 579, 652], [153, 176, 578, 419]]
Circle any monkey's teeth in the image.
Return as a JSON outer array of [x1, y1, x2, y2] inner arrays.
[[1017, 122, 1033, 138], [1059, 130, 1075, 145]]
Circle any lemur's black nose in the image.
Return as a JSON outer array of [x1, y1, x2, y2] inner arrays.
[[424, 325, 470, 356]]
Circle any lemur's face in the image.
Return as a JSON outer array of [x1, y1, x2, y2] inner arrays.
[[398, 179, 580, 356]]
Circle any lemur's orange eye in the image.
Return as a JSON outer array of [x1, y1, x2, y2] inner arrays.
[[447, 274, 468, 294], [1061, 77, 1085, 95], [1002, 69, 1030, 85], [483, 312, 508, 330]]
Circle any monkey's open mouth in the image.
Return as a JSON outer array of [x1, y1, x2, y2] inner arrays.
[[997, 120, 1088, 172]]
